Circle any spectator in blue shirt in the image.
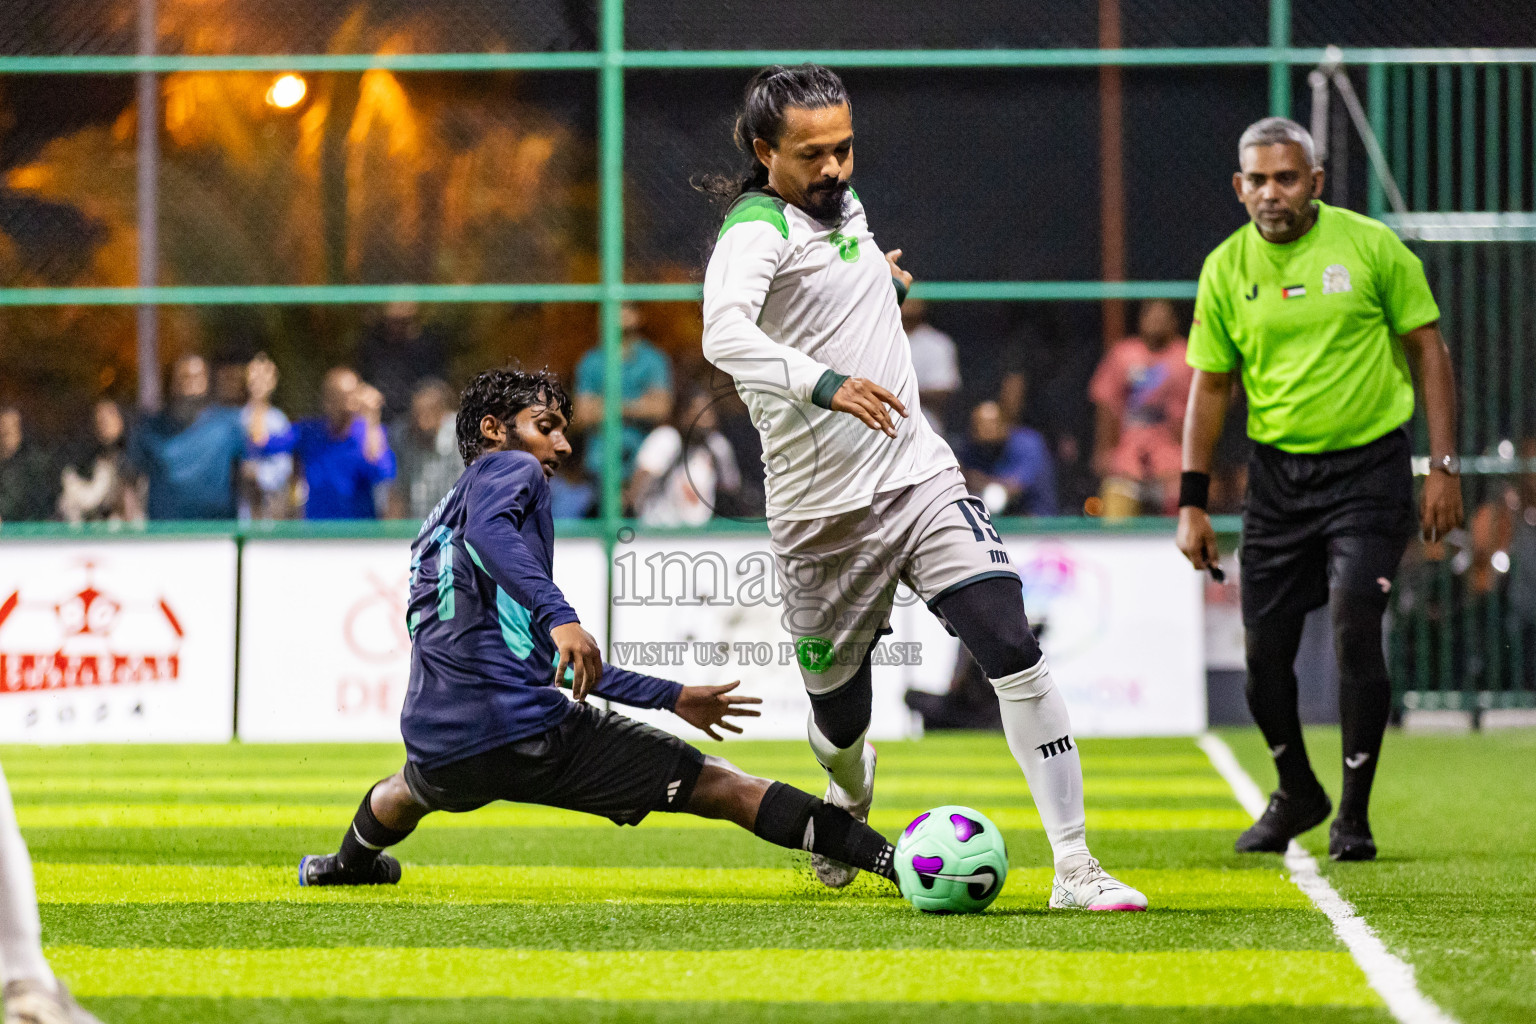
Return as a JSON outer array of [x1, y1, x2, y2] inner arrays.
[[572, 304, 673, 483], [128, 354, 248, 520], [250, 366, 395, 520], [959, 400, 1058, 517]]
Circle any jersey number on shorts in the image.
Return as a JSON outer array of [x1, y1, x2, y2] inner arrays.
[[957, 499, 1002, 544], [408, 526, 456, 636]]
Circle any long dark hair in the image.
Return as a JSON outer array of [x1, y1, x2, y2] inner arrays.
[[695, 64, 850, 209]]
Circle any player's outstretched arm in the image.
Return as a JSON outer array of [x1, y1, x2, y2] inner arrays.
[[672, 681, 763, 740]]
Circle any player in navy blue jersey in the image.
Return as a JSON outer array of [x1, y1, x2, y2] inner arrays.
[[299, 368, 901, 889]]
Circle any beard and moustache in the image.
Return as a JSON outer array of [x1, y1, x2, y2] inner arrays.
[[801, 176, 851, 222]]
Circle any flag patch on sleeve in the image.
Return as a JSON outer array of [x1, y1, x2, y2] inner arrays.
[[1281, 284, 1307, 299]]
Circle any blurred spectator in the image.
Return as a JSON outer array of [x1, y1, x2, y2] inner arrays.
[[387, 378, 463, 521], [239, 354, 294, 521], [359, 302, 449, 417], [1469, 439, 1536, 687], [249, 367, 395, 520], [1089, 299, 1192, 517], [129, 354, 248, 520], [710, 388, 767, 520], [549, 452, 598, 520], [959, 400, 1057, 517], [573, 304, 673, 484], [58, 400, 143, 524], [902, 298, 960, 432], [0, 406, 57, 524], [628, 389, 743, 528]]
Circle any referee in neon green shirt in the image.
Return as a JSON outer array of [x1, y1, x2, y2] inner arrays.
[[1177, 117, 1463, 861]]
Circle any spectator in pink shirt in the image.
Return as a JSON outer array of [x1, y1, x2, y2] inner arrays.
[[1089, 299, 1193, 516]]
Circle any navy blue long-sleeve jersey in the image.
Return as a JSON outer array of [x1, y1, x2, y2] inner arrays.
[[401, 448, 681, 770]]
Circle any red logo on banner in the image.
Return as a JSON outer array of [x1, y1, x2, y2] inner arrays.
[[0, 563, 184, 693]]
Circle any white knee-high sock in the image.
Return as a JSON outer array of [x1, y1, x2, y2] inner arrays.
[[0, 763, 52, 986], [992, 659, 1090, 868], [807, 713, 873, 805]]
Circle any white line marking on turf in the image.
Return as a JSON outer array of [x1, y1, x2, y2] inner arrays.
[[1198, 733, 1458, 1024]]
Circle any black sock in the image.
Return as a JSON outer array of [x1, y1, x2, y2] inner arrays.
[[752, 781, 896, 882], [1244, 611, 1322, 797], [336, 785, 414, 873], [1333, 590, 1393, 822]]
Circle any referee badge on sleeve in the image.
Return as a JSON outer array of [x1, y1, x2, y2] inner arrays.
[[1322, 264, 1353, 294]]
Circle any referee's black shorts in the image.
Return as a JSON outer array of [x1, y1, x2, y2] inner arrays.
[[402, 701, 705, 826], [1240, 425, 1417, 626]]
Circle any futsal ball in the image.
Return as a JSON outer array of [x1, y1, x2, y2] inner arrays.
[[894, 805, 1008, 913]]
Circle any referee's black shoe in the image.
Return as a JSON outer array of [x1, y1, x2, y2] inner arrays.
[[1234, 786, 1332, 853], [1328, 816, 1377, 861], [299, 852, 401, 886]]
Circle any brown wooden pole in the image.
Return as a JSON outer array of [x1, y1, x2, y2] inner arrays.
[[1099, 0, 1127, 349]]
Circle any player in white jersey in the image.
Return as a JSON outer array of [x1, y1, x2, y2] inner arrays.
[[700, 64, 1146, 911], [0, 764, 102, 1024]]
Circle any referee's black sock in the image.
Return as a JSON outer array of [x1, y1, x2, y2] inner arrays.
[[1333, 590, 1393, 822], [336, 785, 415, 873], [752, 781, 897, 883], [1244, 611, 1323, 796]]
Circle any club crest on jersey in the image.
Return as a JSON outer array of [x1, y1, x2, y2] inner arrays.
[[827, 231, 860, 263], [1281, 284, 1307, 299], [1322, 264, 1352, 294], [796, 636, 836, 673]]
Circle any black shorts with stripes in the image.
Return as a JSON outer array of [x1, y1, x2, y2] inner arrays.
[[403, 701, 704, 826]]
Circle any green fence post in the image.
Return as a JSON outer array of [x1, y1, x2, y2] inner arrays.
[[1412, 66, 1429, 211], [1437, 67, 1453, 212], [1368, 64, 1387, 216], [597, 0, 627, 661], [599, 0, 625, 533], [1268, 0, 1291, 118]]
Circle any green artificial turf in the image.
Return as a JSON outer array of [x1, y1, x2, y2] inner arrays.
[[4, 729, 1524, 1022], [1224, 726, 1536, 1024]]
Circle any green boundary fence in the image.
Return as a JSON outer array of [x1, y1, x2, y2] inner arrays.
[[3, 0, 1535, 712]]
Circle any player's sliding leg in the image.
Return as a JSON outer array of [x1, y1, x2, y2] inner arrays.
[[932, 577, 1146, 911], [299, 774, 426, 886], [685, 757, 897, 885], [0, 763, 104, 1024], [1236, 608, 1331, 853], [805, 651, 878, 888]]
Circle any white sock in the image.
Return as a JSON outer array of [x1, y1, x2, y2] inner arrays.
[[806, 712, 872, 805], [0, 763, 52, 986], [992, 659, 1091, 869]]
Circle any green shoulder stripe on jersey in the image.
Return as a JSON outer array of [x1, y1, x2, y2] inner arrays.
[[718, 192, 788, 240]]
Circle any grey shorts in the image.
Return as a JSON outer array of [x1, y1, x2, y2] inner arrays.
[[402, 702, 705, 826], [768, 465, 1020, 694]]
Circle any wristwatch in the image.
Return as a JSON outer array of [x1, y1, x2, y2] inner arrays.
[[1431, 454, 1461, 475]]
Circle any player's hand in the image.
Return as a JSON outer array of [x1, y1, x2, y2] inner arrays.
[[1421, 470, 1464, 542], [551, 621, 603, 702], [673, 681, 762, 741], [885, 248, 913, 291], [830, 377, 908, 438], [1176, 506, 1220, 572]]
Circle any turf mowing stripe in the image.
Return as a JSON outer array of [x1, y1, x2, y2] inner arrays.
[[1198, 735, 1458, 1024], [17, 804, 1254, 831], [34, 864, 1310, 910], [0, 753, 1217, 778], [46, 946, 1381, 1006], [7, 774, 1233, 799]]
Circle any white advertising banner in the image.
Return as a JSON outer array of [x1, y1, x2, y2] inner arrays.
[[237, 538, 608, 742], [0, 539, 236, 742], [608, 533, 1205, 742]]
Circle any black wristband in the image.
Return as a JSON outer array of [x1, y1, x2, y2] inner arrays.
[[1178, 471, 1211, 510]]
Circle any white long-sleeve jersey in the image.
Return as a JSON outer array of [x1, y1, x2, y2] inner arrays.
[[702, 189, 957, 521]]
